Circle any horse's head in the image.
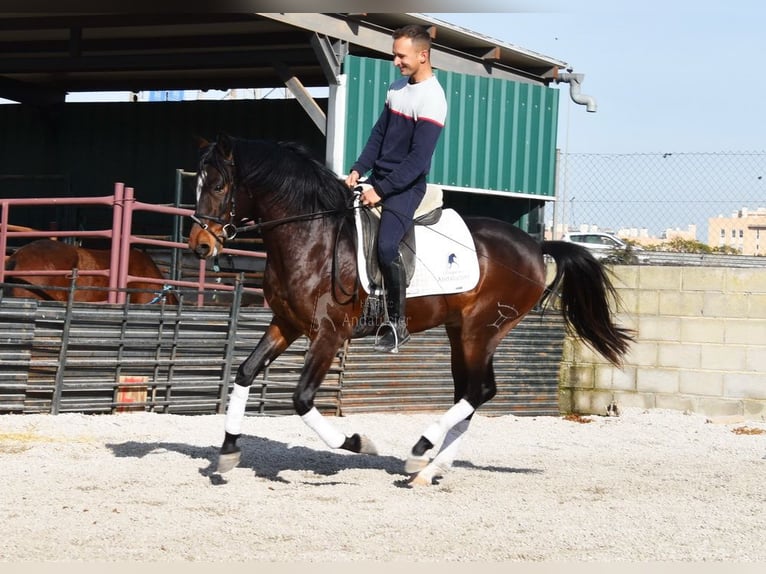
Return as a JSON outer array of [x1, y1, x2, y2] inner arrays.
[[188, 134, 238, 259]]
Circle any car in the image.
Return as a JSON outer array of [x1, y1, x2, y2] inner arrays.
[[562, 231, 646, 264]]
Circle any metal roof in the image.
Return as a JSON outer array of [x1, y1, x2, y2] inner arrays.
[[0, 10, 570, 106]]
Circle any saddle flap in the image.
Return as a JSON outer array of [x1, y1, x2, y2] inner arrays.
[[355, 207, 480, 299], [359, 208, 415, 288]]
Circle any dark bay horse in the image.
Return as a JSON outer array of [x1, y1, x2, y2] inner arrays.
[[3, 239, 177, 304], [189, 134, 633, 484]]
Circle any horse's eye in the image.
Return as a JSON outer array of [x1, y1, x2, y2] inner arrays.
[[214, 184, 224, 193]]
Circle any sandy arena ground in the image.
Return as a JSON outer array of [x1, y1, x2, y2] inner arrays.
[[1, 407, 765, 563]]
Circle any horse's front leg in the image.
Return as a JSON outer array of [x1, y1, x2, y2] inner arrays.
[[294, 335, 377, 456], [217, 318, 299, 473]]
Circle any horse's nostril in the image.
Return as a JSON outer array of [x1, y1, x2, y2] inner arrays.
[[194, 244, 211, 259]]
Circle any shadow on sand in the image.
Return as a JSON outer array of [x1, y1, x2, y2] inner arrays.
[[106, 434, 543, 487]]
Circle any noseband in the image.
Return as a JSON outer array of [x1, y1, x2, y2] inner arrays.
[[191, 154, 240, 242]]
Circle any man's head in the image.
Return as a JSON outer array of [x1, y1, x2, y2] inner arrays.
[[392, 25, 433, 82]]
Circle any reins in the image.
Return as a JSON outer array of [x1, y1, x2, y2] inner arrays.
[[232, 204, 360, 306], [232, 206, 350, 236]]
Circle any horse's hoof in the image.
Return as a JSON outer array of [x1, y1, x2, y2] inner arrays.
[[404, 454, 430, 474], [409, 472, 435, 487], [358, 435, 378, 455], [217, 450, 241, 473]]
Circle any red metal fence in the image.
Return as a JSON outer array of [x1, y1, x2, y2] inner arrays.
[[1, 182, 266, 306]]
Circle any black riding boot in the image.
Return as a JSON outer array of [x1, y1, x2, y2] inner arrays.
[[374, 254, 411, 353]]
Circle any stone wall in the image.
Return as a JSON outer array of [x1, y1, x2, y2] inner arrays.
[[559, 265, 766, 421]]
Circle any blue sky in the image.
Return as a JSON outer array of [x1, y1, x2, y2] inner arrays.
[[433, 3, 766, 154]]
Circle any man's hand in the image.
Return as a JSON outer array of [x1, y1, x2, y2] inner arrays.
[[345, 170, 360, 188], [360, 186, 381, 207]]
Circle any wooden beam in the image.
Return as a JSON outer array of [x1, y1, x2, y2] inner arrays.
[[273, 60, 326, 136]]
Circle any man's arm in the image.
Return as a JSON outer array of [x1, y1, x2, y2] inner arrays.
[[350, 106, 389, 179], [372, 118, 443, 199]]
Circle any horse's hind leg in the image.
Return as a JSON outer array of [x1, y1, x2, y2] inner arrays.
[[405, 399, 476, 474], [406, 325, 500, 483], [410, 418, 471, 486], [410, 359, 499, 485], [217, 318, 299, 473]]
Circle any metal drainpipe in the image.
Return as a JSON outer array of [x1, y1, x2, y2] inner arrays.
[[555, 71, 597, 112]]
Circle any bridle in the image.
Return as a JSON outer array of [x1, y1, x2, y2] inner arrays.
[[191, 147, 358, 241], [190, 153, 241, 244], [190, 145, 361, 304]]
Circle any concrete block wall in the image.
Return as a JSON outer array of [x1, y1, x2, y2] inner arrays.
[[559, 265, 766, 421]]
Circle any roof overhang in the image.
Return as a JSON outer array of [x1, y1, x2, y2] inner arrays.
[[0, 10, 569, 107]]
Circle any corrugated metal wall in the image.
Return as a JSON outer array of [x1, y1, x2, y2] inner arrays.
[[0, 295, 566, 417], [343, 55, 559, 197], [340, 313, 566, 417]]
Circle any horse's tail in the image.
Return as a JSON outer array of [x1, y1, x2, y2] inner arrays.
[[540, 240, 634, 367]]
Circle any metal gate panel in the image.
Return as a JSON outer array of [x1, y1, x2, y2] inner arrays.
[[0, 298, 36, 412], [0, 296, 341, 415], [0, 294, 565, 416]]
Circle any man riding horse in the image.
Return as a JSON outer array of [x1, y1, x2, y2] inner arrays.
[[345, 24, 448, 353]]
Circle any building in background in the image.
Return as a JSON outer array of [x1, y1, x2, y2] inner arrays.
[[708, 207, 766, 255]]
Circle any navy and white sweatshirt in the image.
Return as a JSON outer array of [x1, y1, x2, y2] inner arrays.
[[351, 74, 447, 199]]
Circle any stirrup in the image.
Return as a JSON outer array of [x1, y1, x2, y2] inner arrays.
[[373, 321, 410, 354]]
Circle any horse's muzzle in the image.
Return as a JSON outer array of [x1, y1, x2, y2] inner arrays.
[[193, 243, 212, 259], [188, 225, 220, 259]]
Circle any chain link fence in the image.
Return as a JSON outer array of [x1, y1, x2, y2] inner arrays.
[[549, 151, 766, 247]]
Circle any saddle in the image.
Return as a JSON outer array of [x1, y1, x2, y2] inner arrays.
[[357, 183, 444, 288]]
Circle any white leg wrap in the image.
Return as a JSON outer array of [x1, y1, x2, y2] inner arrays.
[[411, 419, 472, 485], [422, 398, 475, 446], [301, 407, 346, 449], [224, 384, 250, 435], [431, 418, 471, 472]]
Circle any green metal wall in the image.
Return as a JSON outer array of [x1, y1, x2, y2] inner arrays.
[[343, 55, 559, 197]]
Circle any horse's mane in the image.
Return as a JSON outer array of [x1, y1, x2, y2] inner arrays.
[[227, 138, 353, 223]]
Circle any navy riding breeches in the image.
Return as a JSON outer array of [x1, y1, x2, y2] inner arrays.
[[376, 186, 425, 266]]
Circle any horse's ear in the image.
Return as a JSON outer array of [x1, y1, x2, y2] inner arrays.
[[216, 132, 234, 159], [194, 135, 210, 149]]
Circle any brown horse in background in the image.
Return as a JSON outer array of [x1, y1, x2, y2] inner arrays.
[[3, 239, 177, 304]]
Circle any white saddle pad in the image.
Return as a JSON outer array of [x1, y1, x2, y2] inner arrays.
[[354, 204, 481, 298]]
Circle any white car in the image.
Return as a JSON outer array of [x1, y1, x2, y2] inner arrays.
[[562, 232, 646, 263]]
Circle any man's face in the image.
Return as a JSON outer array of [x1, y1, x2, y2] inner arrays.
[[392, 37, 426, 77]]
